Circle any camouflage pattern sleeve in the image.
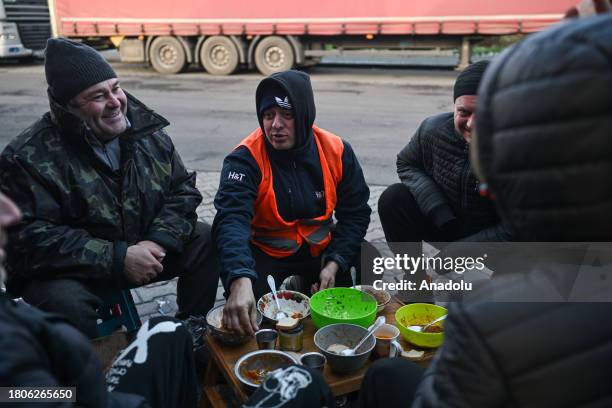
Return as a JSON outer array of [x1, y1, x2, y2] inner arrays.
[[143, 139, 202, 254], [0, 152, 119, 283]]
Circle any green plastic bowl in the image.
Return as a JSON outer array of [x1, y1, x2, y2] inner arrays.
[[395, 303, 448, 348], [310, 287, 377, 329]]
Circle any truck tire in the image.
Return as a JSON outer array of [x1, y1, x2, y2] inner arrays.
[[149, 36, 187, 74], [200, 36, 239, 75], [254, 36, 295, 76]]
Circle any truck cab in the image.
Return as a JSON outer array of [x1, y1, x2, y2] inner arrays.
[[0, 0, 32, 59], [0, 0, 50, 60]]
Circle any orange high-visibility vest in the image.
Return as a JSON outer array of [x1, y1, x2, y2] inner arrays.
[[238, 125, 344, 258]]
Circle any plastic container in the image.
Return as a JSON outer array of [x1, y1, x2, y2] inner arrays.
[[310, 287, 377, 328], [395, 303, 447, 348]]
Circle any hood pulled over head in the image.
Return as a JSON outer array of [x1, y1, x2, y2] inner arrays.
[[475, 14, 612, 241], [255, 70, 316, 150]]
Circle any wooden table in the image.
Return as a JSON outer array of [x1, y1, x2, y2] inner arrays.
[[92, 331, 130, 372], [201, 298, 434, 407]]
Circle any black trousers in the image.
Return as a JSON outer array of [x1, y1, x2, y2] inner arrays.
[[155, 222, 220, 321], [378, 183, 464, 302], [250, 245, 358, 300], [106, 316, 199, 408], [244, 359, 424, 408], [21, 222, 220, 338], [378, 184, 510, 299], [378, 183, 459, 247]]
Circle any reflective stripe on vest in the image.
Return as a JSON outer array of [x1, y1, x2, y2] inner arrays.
[[304, 218, 333, 244], [251, 234, 301, 253], [238, 126, 344, 258]]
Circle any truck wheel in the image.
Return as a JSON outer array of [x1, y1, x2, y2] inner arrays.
[[254, 36, 295, 76], [200, 36, 239, 75], [149, 36, 187, 74]]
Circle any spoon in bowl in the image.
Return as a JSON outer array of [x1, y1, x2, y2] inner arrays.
[[340, 316, 386, 356], [267, 275, 288, 321], [408, 315, 447, 333]]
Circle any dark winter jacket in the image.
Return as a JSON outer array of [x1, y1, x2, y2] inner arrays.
[[476, 14, 612, 242], [0, 92, 201, 293], [0, 292, 148, 407], [414, 298, 612, 408], [413, 15, 612, 408], [213, 70, 371, 288], [397, 112, 509, 241]]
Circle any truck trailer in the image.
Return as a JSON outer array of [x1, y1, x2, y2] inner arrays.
[[49, 0, 576, 75]]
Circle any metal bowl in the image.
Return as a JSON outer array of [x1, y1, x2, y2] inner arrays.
[[352, 285, 391, 312], [234, 350, 298, 389], [206, 303, 263, 346], [257, 290, 310, 323], [314, 323, 375, 374]]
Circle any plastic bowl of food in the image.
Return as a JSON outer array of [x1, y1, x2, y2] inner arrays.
[[310, 287, 377, 328], [395, 303, 447, 348], [314, 323, 375, 373], [234, 350, 298, 389], [257, 290, 310, 324], [206, 303, 263, 346], [352, 285, 391, 312]]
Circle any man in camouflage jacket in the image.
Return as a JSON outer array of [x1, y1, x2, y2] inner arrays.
[[0, 38, 219, 338]]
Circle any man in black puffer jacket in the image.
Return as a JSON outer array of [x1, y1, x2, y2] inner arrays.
[[213, 70, 371, 336], [378, 61, 510, 280]]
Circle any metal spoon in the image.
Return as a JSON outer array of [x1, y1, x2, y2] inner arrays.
[[408, 314, 447, 333], [266, 275, 288, 321], [341, 316, 386, 356]]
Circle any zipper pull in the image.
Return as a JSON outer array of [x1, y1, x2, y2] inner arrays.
[[292, 161, 297, 169]]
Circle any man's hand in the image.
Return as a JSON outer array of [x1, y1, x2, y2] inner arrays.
[[223, 277, 259, 336], [311, 261, 340, 293], [124, 245, 164, 285], [136, 240, 166, 262]]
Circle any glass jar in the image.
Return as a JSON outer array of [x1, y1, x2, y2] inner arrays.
[[277, 322, 304, 352]]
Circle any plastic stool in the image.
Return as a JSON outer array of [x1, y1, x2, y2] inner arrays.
[[96, 289, 141, 337]]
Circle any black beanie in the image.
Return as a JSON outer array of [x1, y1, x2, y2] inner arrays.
[[258, 83, 293, 115], [453, 60, 490, 101], [45, 37, 117, 105]]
